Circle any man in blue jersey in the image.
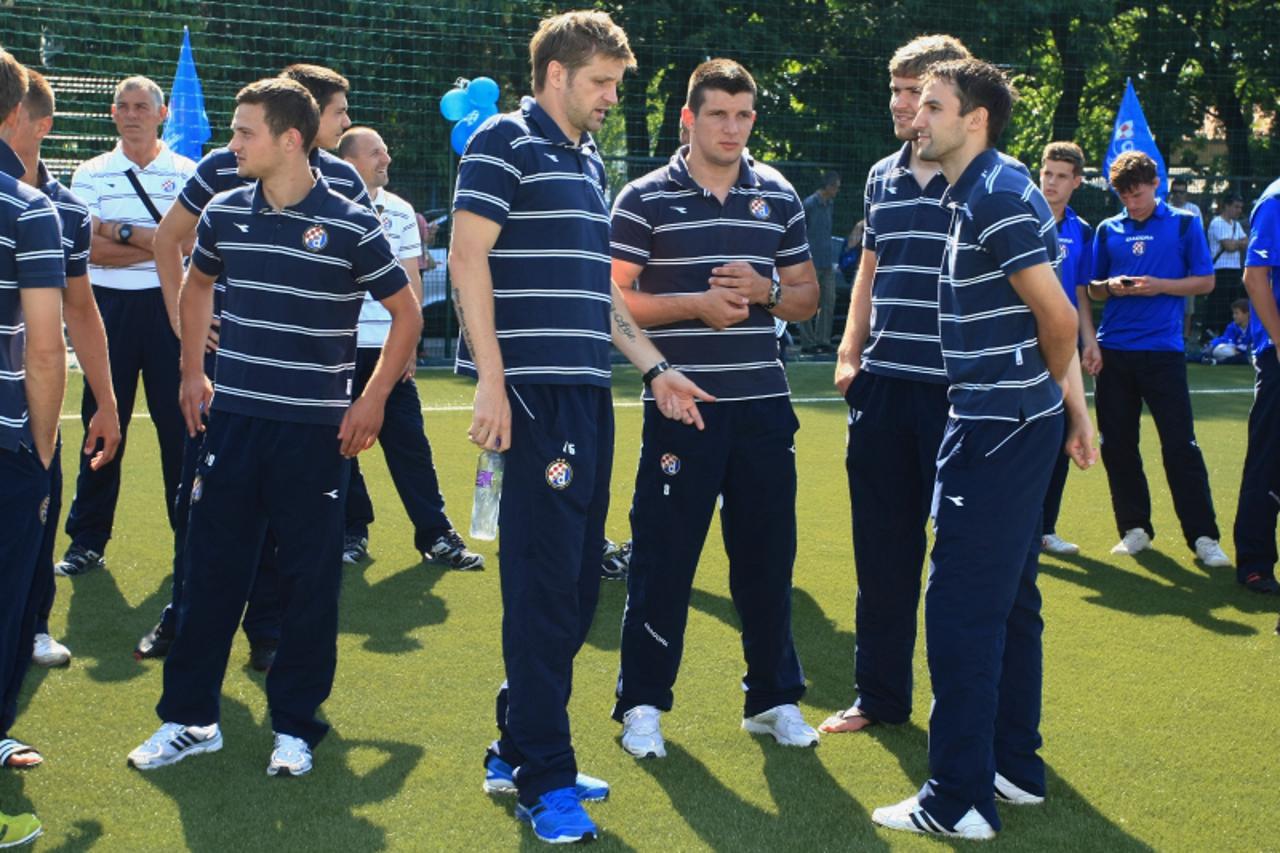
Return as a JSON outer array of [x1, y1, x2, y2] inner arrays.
[[825, 34, 971, 736], [0, 68, 121, 671], [450, 11, 711, 844], [1085, 151, 1230, 569], [338, 126, 482, 570], [138, 63, 371, 665], [1037, 141, 1094, 556], [127, 77, 420, 776], [871, 58, 1095, 841], [608, 58, 820, 759], [1233, 177, 1280, 594], [54, 76, 196, 578], [0, 46, 66, 844]]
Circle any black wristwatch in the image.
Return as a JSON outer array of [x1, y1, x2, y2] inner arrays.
[[642, 360, 670, 386], [766, 280, 782, 309], [116, 223, 133, 244]]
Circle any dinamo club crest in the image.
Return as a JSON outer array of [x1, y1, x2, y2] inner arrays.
[[303, 224, 329, 252], [545, 458, 573, 490]]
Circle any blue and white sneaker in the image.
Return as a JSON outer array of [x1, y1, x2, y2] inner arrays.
[[515, 787, 598, 844], [127, 722, 222, 769], [483, 745, 609, 801], [872, 795, 996, 840]]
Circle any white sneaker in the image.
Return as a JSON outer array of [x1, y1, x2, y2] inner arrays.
[[620, 705, 666, 758], [742, 703, 819, 747], [1110, 527, 1152, 555], [994, 772, 1045, 805], [1041, 533, 1079, 556], [1193, 536, 1231, 568], [872, 795, 996, 840], [32, 633, 71, 667], [267, 733, 313, 777], [127, 722, 222, 770]]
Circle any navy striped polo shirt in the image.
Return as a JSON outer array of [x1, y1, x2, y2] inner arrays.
[[1055, 205, 1093, 307], [610, 148, 810, 401], [1246, 177, 1280, 355], [1092, 200, 1213, 352], [938, 148, 1063, 423], [180, 147, 370, 316], [860, 143, 950, 384], [452, 96, 612, 387], [191, 174, 408, 426], [0, 139, 66, 451]]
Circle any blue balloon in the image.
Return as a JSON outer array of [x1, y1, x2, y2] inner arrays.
[[473, 102, 497, 122], [467, 76, 500, 108], [451, 111, 483, 155], [440, 88, 470, 122]]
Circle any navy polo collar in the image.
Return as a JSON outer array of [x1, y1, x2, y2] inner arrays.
[[521, 96, 597, 154], [667, 145, 760, 193], [36, 160, 56, 194], [946, 147, 1002, 203], [250, 170, 332, 215], [0, 139, 25, 180]]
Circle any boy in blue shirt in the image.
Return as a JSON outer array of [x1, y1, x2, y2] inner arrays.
[[871, 58, 1095, 841], [1085, 151, 1229, 567]]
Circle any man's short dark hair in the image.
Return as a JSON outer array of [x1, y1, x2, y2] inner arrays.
[[686, 58, 757, 114], [237, 78, 319, 150], [0, 48, 30, 122], [820, 170, 841, 189], [1042, 141, 1084, 177], [1231, 298, 1250, 314], [279, 64, 349, 112], [924, 59, 1018, 148], [1170, 176, 1189, 190], [529, 10, 635, 93], [23, 68, 55, 121], [1109, 151, 1159, 193], [889, 34, 971, 79], [1222, 191, 1243, 206]]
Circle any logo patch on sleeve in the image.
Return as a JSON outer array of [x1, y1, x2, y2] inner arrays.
[[660, 453, 681, 476], [545, 458, 573, 490], [303, 224, 329, 252]]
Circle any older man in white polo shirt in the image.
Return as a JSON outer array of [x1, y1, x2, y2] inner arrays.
[[337, 126, 482, 569], [57, 75, 196, 576]]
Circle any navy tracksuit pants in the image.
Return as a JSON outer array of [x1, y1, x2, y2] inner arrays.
[[162, 422, 281, 645], [0, 445, 53, 740], [492, 384, 612, 804], [1095, 348, 1219, 547], [1234, 352, 1280, 583], [33, 438, 62, 637], [1041, 446, 1071, 537], [917, 413, 1061, 832], [613, 397, 805, 721], [343, 347, 451, 551], [64, 287, 185, 552], [157, 412, 348, 747], [844, 371, 949, 724]]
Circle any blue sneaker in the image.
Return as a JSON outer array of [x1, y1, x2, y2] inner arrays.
[[515, 787, 598, 844], [483, 746, 609, 801]]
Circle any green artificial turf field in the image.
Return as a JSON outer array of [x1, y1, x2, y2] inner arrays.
[[2, 361, 1274, 851]]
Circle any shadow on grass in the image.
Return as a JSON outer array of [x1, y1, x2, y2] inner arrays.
[[136, 698, 422, 852], [638, 741, 889, 851], [60, 570, 171, 684], [584, 578, 628, 653], [1001, 766, 1155, 850], [338, 559, 448, 654], [1040, 549, 1273, 635]]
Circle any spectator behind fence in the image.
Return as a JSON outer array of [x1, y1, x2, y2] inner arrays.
[[1191, 298, 1251, 364], [1169, 175, 1206, 341], [1207, 192, 1247, 332], [1086, 151, 1229, 567], [57, 75, 197, 579], [798, 169, 840, 353]]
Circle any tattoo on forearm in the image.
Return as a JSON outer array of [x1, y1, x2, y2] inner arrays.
[[613, 307, 637, 343], [452, 290, 478, 354]]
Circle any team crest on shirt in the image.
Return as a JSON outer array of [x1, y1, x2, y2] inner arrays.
[[660, 453, 681, 476], [380, 213, 393, 234], [38, 495, 49, 525], [162, 179, 176, 193], [546, 458, 573, 490], [303, 224, 329, 252], [749, 197, 771, 220], [1132, 240, 1145, 256], [1061, 243, 1070, 258], [191, 475, 204, 504]]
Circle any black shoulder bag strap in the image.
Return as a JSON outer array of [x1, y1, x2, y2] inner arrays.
[[122, 169, 163, 224]]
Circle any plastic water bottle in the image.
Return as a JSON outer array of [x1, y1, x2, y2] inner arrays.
[[469, 450, 504, 541]]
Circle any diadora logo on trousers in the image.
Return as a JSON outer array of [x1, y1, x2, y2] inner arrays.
[[322, 489, 339, 500], [944, 495, 964, 507]]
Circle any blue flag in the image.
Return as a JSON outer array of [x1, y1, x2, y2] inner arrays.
[[162, 27, 211, 160], [1103, 79, 1168, 199]]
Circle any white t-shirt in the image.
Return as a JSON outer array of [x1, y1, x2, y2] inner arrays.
[[1208, 215, 1245, 270], [358, 187, 422, 348], [70, 140, 196, 290]]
